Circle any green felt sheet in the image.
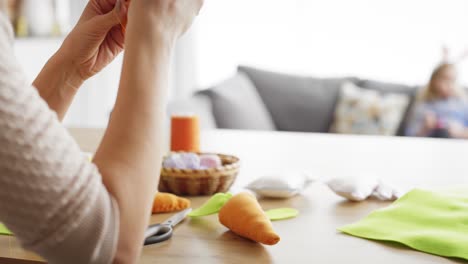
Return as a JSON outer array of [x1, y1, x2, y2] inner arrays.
[[339, 188, 468, 260], [0, 223, 12, 236]]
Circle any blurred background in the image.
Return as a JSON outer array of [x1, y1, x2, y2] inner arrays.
[[5, 0, 468, 132]]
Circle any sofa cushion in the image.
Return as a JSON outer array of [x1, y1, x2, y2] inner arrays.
[[202, 73, 276, 130], [238, 66, 358, 133], [357, 79, 416, 95], [357, 79, 418, 136], [331, 82, 411, 135], [167, 93, 217, 130]]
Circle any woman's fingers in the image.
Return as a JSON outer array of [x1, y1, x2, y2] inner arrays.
[[127, 0, 204, 38], [196, 0, 205, 15], [113, 0, 128, 28], [95, 0, 119, 14], [183, 0, 205, 18], [89, 8, 121, 35], [174, 0, 205, 36]]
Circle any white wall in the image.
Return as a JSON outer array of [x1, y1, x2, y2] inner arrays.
[[195, 0, 468, 88]]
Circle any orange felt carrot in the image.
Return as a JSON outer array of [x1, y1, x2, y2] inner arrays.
[[218, 193, 280, 245], [152, 192, 191, 214]]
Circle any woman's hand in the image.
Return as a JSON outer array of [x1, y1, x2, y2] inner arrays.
[[33, 0, 127, 120], [59, 0, 127, 82], [127, 0, 203, 43]]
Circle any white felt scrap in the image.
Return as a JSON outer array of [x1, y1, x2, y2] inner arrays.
[[326, 176, 379, 202], [246, 172, 314, 198], [371, 181, 402, 201], [326, 176, 401, 202]]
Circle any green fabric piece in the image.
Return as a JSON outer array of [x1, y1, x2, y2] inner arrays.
[[265, 208, 299, 221], [0, 223, 12, 236], [188, 193, 233, 217], [339, 188, 468, 260], [189, 193, 299, 222]]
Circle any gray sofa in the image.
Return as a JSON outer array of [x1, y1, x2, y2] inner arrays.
[[168, 66, 420, 136]]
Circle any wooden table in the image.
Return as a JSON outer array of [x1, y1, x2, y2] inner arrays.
[[2, 128, 468, 264]]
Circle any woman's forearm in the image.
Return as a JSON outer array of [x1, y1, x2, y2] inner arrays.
[[33, 50, 84, 120], [92, 14, 174, 263]]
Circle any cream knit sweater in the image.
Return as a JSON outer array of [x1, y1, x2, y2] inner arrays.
[[0, 14, 119, 264]]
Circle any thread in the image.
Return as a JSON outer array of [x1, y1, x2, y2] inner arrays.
[[170, 115, 200, 152]]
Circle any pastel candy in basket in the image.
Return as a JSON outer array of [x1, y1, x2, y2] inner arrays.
[[179, 153, 200, 169], [200, 154, 222, 169], [246, 172, 313, 198], [159, 153, 239, 196], [163, 153, 222, 170]]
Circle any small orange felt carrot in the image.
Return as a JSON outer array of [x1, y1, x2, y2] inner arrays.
[[152, 192, 191, 214], [218, 192, 280, 245]]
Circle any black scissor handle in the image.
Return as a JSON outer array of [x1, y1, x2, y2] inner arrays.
[[144, 224, 173, 245]]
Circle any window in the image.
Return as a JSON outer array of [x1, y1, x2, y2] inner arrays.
[[195, 0, 468, 88]]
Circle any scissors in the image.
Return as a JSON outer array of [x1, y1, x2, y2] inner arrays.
[[144, 208, 192, 245]]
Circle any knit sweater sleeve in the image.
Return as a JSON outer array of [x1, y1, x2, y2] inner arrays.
[[0, 14, 119, 264]]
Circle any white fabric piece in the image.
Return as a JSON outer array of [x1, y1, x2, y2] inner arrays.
[[326, 176, 379, 202], [371, 181, 402, 201], [326, 176, 402, 202], [246, 172, 313, 198]]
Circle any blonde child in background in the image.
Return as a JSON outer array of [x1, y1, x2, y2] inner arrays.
[[406, 49, 468, 139]]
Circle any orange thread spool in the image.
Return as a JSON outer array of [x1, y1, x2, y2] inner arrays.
[[170, 115, 200, 152]]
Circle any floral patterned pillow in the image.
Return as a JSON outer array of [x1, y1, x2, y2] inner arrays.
[[331, 82, 410, 135]]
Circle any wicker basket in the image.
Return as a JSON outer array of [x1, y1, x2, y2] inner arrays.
[[158, 153, 240, 196]]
